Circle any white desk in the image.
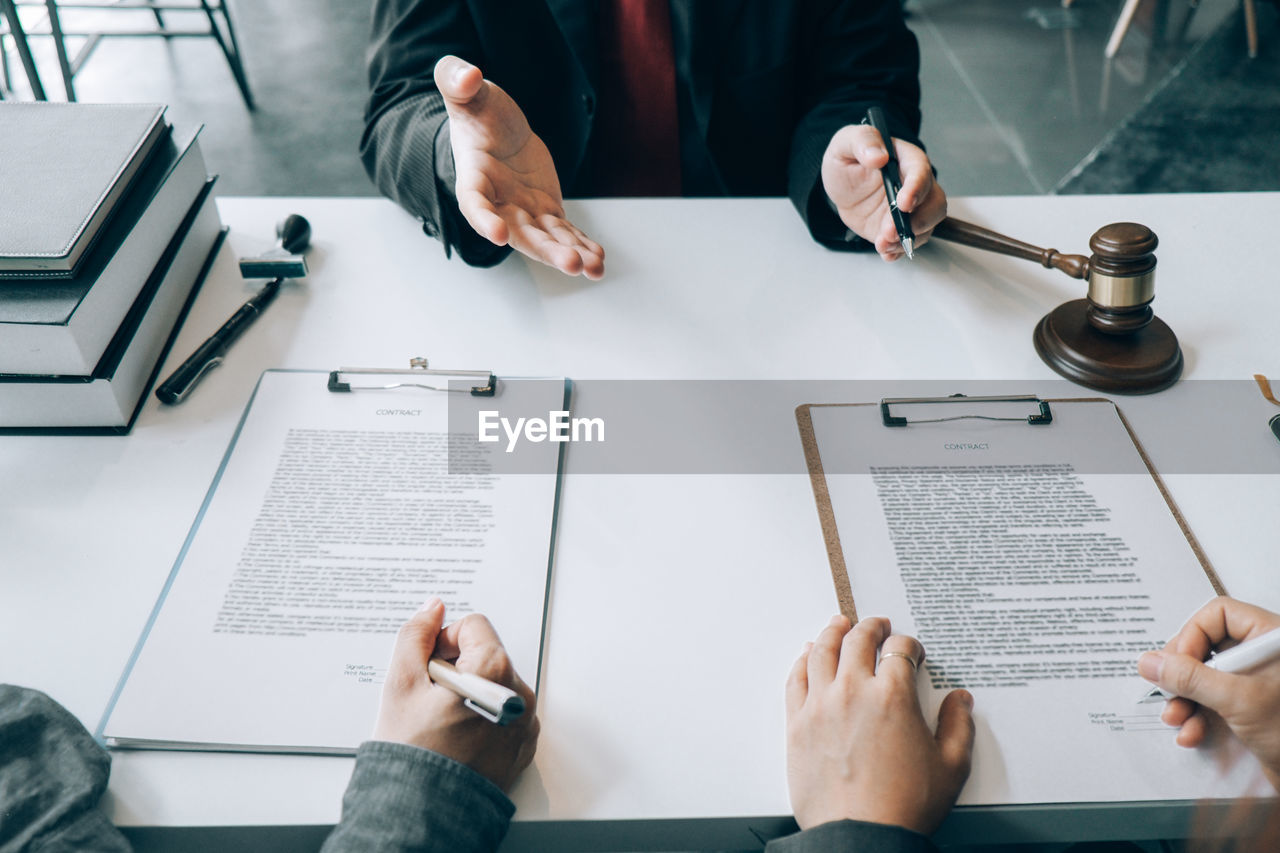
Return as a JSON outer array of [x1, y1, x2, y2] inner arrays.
[[3, 194, 1278, 851]]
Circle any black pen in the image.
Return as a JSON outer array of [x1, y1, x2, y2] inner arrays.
[[864, 106, 915, 259], [157, 215, 311, 404], [155, 278, 284, 404]]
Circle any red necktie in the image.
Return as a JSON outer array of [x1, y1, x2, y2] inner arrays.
[[592, 0, 682, 196]]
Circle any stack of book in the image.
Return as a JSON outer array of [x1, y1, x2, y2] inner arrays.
[[0, 103, 225, 432]]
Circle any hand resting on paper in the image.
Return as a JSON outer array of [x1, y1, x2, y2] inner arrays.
[[372, 597, 540, 792], [783, 615, 975, 837], [1139, 596, 1280, 791]]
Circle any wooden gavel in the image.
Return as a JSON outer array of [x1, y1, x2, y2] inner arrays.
[[931, 217, 1182, 393]]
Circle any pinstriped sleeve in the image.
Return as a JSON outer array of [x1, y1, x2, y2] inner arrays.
[[362, 0, 510, 267]]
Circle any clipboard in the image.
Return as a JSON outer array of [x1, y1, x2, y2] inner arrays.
[[98, 360, 568, 755], [795, 394, 1225, 622]]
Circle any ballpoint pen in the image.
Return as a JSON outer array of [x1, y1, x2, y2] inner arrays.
[[428, 658, 526, 725], [1138, 625, 1280, 702], [864, 106, 915, 260], [156, 215, 310, 404]]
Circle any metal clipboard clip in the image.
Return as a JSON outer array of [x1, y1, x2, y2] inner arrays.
[[880, 394, 1053, 427], [327, 357, 497, 397]]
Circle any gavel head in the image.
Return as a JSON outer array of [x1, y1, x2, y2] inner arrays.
[[1084, 222, 1158, 335], [1033, 219, 1181, 393]]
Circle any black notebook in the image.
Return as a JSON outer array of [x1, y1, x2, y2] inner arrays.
[[0, 128, 208, 376], [0, 103, 168, 277]]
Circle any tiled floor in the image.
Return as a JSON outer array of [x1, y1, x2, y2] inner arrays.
[[0, 0, 1262, 198], [913, 0, 1237, 194]]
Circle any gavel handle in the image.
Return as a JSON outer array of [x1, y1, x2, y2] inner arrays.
[[932, 216, 1090, 280]]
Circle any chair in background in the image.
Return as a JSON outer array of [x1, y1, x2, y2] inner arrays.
[[1095, 0, 1261, 59], [0, 0, 49, 98], [9, 0, 254, 108]]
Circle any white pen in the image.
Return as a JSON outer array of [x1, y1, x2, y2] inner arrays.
[[428, 658, 526, 725], [1138, 626, 1280, 703]]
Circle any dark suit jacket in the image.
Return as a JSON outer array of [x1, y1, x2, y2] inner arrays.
[[362, 0, 923, 266]]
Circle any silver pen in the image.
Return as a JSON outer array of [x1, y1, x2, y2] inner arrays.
[[428, 658, 526, 725], [1138, 625, 1280, 703]]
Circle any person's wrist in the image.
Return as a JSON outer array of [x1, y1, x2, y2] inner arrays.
[[809, 176, 867, 248], [821, 188, 856, 242]]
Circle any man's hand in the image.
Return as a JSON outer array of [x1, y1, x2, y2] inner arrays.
[[373, 598, 539, 791], [1138, 596, 1280, 791], [434, 56, 605, 279], [822, 124, 947, 261], [785, 615, 974, 835]]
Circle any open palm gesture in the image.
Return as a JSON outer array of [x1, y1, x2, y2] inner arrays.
[[434, 56, 605, 279]]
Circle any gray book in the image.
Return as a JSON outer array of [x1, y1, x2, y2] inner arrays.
[[0, 103, 169, 276], [0, 180, 224, 431], [0, 128, 208, 375]]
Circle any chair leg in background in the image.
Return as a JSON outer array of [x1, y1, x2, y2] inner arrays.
[[1, 30, 11, 94], [147, 0, 170, 38], [199, 0, 253, 109], [0, 0, 47, 99], [1243, 0, 1258, 57], [43, 0, 76, 100], [1106, 0, 1145, 57]]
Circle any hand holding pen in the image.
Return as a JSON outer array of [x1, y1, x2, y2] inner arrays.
[[373, 599, 539, 793], [1138, 597, 1280, 790], [819, 109, 947, 261]]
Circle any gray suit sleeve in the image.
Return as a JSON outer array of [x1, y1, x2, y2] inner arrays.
[[0, 685, 132, 853], [362, 0, 510, 267], [321, 740, 515, 853], [765, 819, 940, 853]]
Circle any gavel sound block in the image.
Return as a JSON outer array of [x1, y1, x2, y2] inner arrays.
[[932, 217, 1183, 394]]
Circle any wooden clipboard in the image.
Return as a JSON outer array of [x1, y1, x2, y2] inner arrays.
[[795, 396, 1225, 623]]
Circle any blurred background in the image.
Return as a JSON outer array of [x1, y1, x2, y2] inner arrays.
[[1, 0, 1275, 197]]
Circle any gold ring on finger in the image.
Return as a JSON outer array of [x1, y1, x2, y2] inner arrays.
[[879, 650, 920, 671]]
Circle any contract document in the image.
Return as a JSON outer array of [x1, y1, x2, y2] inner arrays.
[[101, 369, 567, 753], [797, 397, 1271, 805]]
